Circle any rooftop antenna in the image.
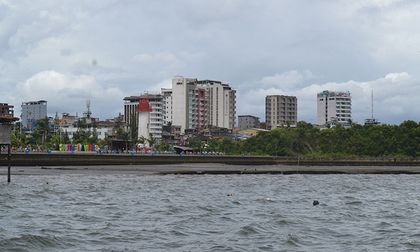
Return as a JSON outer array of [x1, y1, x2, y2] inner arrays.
[[365, 88, 380, 125], [371, 89, 374, 120], [85, 100, 92, 118]]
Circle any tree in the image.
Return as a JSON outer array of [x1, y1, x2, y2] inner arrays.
[[129, 111, 138, 146], [36, 117, 51, 145], [147, 133, 156, 148], [116, 127, 130, 151]]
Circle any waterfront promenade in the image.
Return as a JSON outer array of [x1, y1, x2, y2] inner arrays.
[[1, 153, 420, 175]]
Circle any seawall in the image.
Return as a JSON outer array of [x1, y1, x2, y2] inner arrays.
[[1, 153, 419, 167]]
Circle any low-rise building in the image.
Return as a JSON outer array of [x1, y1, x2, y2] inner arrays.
[[238, 115, 260, 130], [56, 113, 115, 141]]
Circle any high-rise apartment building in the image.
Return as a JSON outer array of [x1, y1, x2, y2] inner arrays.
[[316, 90, 351, 126], [265, 95, 297, 129], [21, 100, 47, 131], [196, 80, 236, 129], [161, 88, 173, 126], [171, 76, 201, 133], [170, 76, 236, 133], [125, 76, 237, 137]]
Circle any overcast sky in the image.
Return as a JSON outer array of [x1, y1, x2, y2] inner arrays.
[[1, 0, 420, 124]]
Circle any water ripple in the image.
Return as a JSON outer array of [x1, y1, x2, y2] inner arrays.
[[2, 173, 420, 251]]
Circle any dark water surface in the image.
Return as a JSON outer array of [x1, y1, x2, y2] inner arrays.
[[2, 172, 420, 251]]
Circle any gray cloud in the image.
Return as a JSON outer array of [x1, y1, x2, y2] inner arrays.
[[1, 0, 420, 123]]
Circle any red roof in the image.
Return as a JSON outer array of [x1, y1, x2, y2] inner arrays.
[[136, 97, 152, 112]]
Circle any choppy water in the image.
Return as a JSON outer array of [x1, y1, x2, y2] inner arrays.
[[2, 172, 420, 251]]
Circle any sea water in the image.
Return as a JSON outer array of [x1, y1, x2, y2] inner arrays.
[[1, 171, 420, 251]]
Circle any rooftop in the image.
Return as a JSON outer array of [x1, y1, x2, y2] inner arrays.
[[22, 100, 47, 105]]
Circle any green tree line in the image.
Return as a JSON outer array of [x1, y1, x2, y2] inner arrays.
[[189, 120, 420, 158]]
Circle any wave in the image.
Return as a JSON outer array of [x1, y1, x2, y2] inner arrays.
[[0, 234, 65, 251]]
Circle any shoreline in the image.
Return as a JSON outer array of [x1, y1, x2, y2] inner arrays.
[[0, 153, 419, 167], [2, 163, 420, 176], [1, 153, 420, 176]]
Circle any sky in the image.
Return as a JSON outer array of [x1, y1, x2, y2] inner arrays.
[[1, 0, 420, 124]]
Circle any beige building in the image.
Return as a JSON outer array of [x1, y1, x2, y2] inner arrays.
[[265, 95, 297, 129]]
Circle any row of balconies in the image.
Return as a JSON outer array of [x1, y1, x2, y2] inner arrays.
[[336, 114, 351, 118], [336, 101, 351, 105], [335, 111, 351, 115]]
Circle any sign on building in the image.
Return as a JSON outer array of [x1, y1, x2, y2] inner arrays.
[[0, 124, 12, 144]]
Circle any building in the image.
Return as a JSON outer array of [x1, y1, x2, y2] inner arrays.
[[238, 115, 260, 130], [161, 88, 173, 126], [317, 90, 352, 126], [196, 80, 236, 129], [136, 96, 153, 145], [56, 112, 116, 141], [21, 100, 47, 131], [59, 123, 113, 141], [171, 76, 200, 133], [123, 94, 163, 140], [0, 103, 18, 123], [162, 124, 182, 145], [123, 96, 140, 128], [1, 103, 19, 145], [265, 95, 297, 129], [124, 76, 236, 139], [168, 76, 236, 134]]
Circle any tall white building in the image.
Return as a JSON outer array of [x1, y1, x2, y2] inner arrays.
[[21, 100, 47, 131], [171, 76, 199, 133], [161, 88, 173, 126], [317, 90, 352, 126]]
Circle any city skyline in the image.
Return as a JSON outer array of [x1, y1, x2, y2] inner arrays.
[[1, 1, 420, 124]]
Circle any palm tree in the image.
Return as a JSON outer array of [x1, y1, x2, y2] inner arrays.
[[36, 117, 50, 145], [147, 133, 156, 148]]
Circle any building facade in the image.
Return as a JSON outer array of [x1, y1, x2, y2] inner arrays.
[[265, 95, 297, 129], [169, 77, 236, 133], [56, 113, 115, 141], [238, 115, 260, 130], [171, 76, 199, 133], [124, 76, 237, 138], [21, 100, 47, 131], [161, 88, 173, 126], [123, 94, 163, 139], [316, 90, 352, 126], [196, 80, 236, 129]]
